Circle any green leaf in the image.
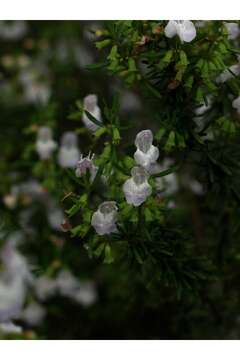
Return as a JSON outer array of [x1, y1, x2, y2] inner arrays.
[[84, 110, 103, 127], [66, 194, 88, 217], [158, 49, 173, 70], [133, 247, 144, 264], [94, 126, 107, 138], [123, 156, 135, 169], [179, 50, 188, 67], [94, 242, 105, 257], [144, 208, 153, 222], [128, 58, 137, 72], [184, 75, 194, 89], [165, 131, 176, 152], [112, 127, 121, 144], [96, 39, 111, 49], [144, 83, 162, 99], [66, 202, 82, 217], [107, 45, 119, 61], [175, 133, 186, 148], [196, 87, 205, 104], [155, 128, 166, 141], [104, 244, 114, 264], [85, 61, 108, 70]]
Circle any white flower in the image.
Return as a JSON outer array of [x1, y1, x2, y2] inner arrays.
[[36, 127, 57, 160], [0, 241, 33, 284], [195, 21, 205, 29], [24, 82, 51, 105], [73, 281, 97, 307], [0, 322, 22, 334], [193, 96, 213, 132], [34, 276, 57, 301], [216, 64, 240, 83], [19, 66, 51, 105], [21, 302, 46, 326], [82, 94, 102, 131], [74, 44, 94, 68], [155, 158, 178, 196], [3, 193, 17, 209], [0, 21, 27, 40], [164, 20, 196, 43], [225, 22, 240, 40], [0, 242, 31, 323], [13, 180, 45, 200], [194, 96, 212, 116], [123, 166, 152, 207], [188, 179, 204, 195], [55, 270, 98, 307], [0, 276, 26, 322], [232, 96, 240, 114], [75, 152, 98, 182], [91, 201, 118, 235], [134, 130, 159, 171], [56, 270, 79, 297], [47, 202, 66, 231], [58, 132, 81, 168]]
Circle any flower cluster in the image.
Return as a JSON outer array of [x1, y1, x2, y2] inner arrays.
[[35, 94, 102, 165], [36, 127, 81, 169], [90, 129, 160, 235]]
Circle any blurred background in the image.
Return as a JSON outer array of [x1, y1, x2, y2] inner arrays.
[[0, 20, 240, 340]]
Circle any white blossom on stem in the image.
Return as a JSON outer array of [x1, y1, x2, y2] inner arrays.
[[34, 276, 57, 301], [164, 20, 196, 43], [36, 127, 57, 160], [134, 130, 159, 171], [21, 302, 46, 326], [91, 201, 118, 235], [75, 152, 98, 182], [82, 94, 102, 132], [0, 322, 22, 334], [123, 166, 152, 207], [73, 281, 97, 307], [58, 131, 81, 168], [56, 270, 79, 297], [0, 242, 32, 324], [216, 64, 240, 83], [225, 22, 240, 40], [155, 158, 178, 196]]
